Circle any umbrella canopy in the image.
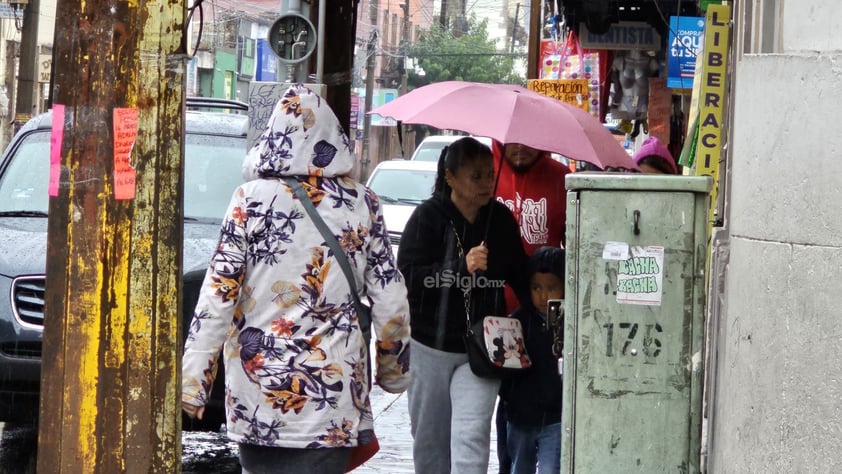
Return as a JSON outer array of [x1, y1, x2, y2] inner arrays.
[[369, 80, 637, 170]]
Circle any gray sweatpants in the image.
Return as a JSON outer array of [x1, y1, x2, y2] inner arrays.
[[408, 338, 501, 474]]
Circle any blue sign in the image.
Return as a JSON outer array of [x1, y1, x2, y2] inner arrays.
[[256, 39, 277, 82], [667, 16, 705, 89]]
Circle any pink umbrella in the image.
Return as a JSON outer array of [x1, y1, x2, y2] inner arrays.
[[369, 80, 637, 170]]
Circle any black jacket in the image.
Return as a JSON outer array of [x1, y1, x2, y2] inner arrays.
[[500, 306, 562, 427], [397, 193, 528, 353]]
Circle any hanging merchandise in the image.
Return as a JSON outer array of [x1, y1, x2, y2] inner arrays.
[[539, 31, 604, 119], [608, 50, 660, 121]]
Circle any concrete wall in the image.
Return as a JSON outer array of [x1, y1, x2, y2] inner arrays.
[[709, 1, 842, 471]]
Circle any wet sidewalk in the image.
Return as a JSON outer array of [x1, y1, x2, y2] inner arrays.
[[182, 384, 502, 473], [356, 386, 500, 473]]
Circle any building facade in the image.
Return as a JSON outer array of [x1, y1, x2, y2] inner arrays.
[[708, 1, 842, 471]]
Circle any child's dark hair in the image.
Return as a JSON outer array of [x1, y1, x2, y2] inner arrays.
[[636, 155, 678, 175], [527, 246, 566, 281], [434, 137, 493, 194]]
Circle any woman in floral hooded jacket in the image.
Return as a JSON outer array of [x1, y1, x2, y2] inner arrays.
[[182, 84, 411, 472]]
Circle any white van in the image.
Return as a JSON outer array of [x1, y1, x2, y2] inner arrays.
[[410, 135, 494, 162]]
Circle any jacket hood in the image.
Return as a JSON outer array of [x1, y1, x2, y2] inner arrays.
[[632, 136, 677, 174], [243, 84, 354, 181]]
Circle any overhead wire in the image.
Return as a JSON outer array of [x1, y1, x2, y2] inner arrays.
[[175, 0, 527, 69], [650, 0, 697, 58], [650, 0, 698, 90], [185, 0, 205, 58]]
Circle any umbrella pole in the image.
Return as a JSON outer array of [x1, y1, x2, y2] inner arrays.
[[397, 120, 405, 158], [483, 153, 505, 242]]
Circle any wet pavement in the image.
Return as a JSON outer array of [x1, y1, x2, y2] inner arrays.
[[3, 386, 501, 473], [356, 386, 500, 473], [183, 384, 502, 473]]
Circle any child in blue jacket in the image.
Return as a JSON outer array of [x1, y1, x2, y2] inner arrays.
[[499, 246, 565, 474]]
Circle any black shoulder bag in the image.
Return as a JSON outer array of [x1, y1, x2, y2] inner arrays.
[[450, 220, 531, 378]]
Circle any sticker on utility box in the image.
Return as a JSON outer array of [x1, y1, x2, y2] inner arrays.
[[602, 241, 630, 261], [616, 245, 664, 306]]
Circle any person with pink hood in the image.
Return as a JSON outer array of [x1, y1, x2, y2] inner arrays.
[[633, 136, 679, 174]]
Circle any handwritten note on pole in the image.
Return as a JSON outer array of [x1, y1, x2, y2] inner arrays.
[[113, 108, 138, 200], [49, 104, 65, 196]]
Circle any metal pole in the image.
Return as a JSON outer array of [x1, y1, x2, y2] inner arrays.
[[400, 2, 409, 95], [320, 0, 356, 133], [316, 0, 326, 83], [527, 0, 541, 79], [510, 3, 521, 54], [360, 0, 377, 182], [398, 2, 410, 158]]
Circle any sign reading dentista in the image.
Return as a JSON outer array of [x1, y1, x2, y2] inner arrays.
[[579, 22, 661, 51]]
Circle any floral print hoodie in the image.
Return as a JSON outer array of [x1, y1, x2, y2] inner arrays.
[[182, 84, 411, 449]]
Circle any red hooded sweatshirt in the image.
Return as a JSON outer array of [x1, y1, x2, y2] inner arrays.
[[492, 142, 571, 313]]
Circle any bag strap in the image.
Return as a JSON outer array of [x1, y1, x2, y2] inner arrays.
[[448, 219, 472, 332], [558, 30, 585, 77], [282, 177, 371, 331]]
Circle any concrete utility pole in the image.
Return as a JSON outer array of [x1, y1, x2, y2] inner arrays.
[[38, 0, 186, 471], [15, 0, 39, 125], [360, 0, 377, 182], [400, 1, 409, 95]]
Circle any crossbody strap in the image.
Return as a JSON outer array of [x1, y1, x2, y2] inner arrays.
[[282, 177, 371, 331], [449, 219, 472, 332]]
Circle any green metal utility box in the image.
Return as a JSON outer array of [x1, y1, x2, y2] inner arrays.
[[562, 173, 712, 473]]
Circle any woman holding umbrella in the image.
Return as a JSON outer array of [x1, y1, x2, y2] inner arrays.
[[397, 137, 529, 474]]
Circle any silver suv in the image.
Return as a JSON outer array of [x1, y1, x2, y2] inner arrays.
[[0, 98, 247, 430]]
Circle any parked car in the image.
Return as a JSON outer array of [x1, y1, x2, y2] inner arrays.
[[0, 97, 247, 430], [365, 159, 438, 250], [410, 134, 494, 161]]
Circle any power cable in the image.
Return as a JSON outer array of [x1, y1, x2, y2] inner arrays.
[[185, 0, 205, 58], [650, 0, 697, 58]]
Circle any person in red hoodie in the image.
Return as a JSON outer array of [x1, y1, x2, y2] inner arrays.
[[492, 141, 571, 313], [491, 141, 570, 474]]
